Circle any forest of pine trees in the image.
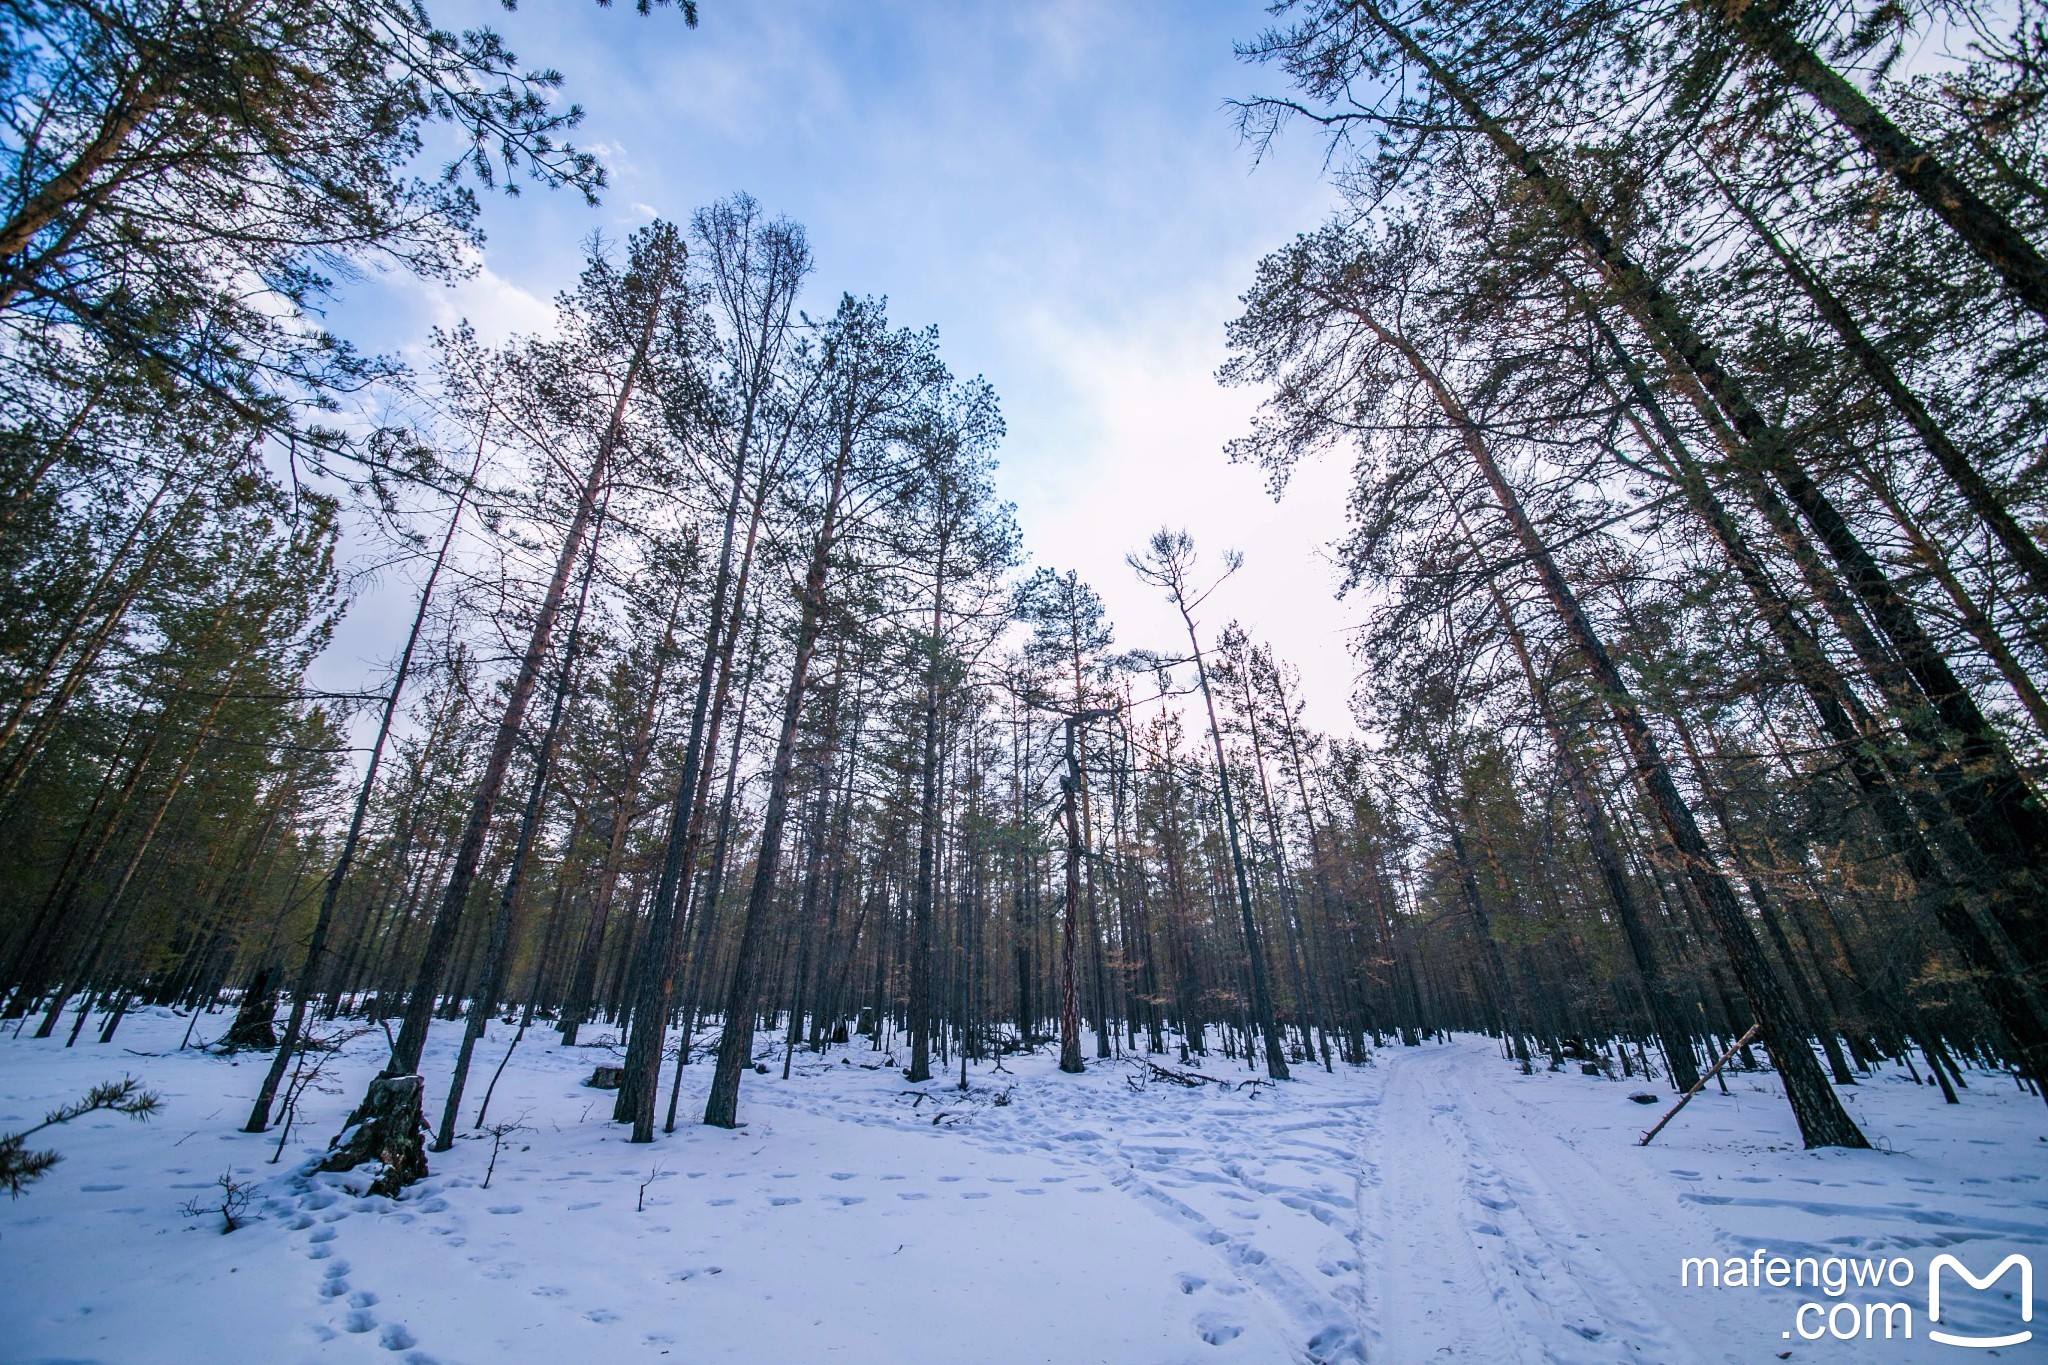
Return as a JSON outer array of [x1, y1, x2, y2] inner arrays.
[[4, 0, 2046, 1190]]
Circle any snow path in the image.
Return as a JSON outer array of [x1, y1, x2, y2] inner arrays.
[[1367, 1045, 1716, 1362], [2, 1010, 2043, 1363]]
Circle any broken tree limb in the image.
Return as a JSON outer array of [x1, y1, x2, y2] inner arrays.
[[1639, 1025, 1762, 1147]]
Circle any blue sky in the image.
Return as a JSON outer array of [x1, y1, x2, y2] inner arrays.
[[333, 0, 1360, 733]]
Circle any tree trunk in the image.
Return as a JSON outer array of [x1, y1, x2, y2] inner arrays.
[[1479, 565, 1700, 1091], [1350, 295, 1865, 1146], [1184, 624, 1290, 1081], [1704, 0, 2048, 326], [1058, 717, 1087, 1074], [368, 272, 663, 1120], [246, 441, 484, 1130], [434, 504, 602, 1150], [701, 420, 857, 1129]]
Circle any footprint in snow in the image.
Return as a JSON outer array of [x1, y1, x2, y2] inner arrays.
[[1306, 1322, 1365, 1362], [378, 1323, 416, 1351], [897, 1192, 928, 1201], [829, 1172, 857, 1181], [345, 1310, 376, 1334], [487, 1205, 522, 1215], [585, 1309, 620, 1323], [768, 1196, 801, 1206], [1194, 1312, 1244, 1345]]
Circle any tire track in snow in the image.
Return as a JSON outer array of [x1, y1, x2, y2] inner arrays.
[[1405, 1056, 1696, 1362], [1362, 1049, 1536, 1362]]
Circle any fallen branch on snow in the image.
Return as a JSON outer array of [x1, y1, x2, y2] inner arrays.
[[1125, 1058, 1269, 1095]]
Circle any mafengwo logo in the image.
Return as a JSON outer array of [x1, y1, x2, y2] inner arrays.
[[1928, 1254, 2032, 1349], [1681, 1248, 2033, 1347]]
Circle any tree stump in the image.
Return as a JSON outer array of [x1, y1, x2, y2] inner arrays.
[[220, 967, 279, 1051], [321, 1074, 429, 1196], [585, 1065, 625, 1089]]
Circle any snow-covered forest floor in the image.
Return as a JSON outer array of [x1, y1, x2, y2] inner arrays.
[[2, 1010, 2042, 1364]]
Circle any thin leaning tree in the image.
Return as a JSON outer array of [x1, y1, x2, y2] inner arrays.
[[1129, 529, 1290, 1083], [322, 225, 688, 1186]]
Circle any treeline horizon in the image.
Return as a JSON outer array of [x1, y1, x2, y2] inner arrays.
[[2, 0, 2045, 1176]]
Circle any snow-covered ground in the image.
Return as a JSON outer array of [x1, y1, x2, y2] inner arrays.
[[2, 1009, 2042, 1364]]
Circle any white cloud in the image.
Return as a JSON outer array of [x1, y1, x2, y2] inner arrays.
[[411, 262, 557, 351], [589, 138, 640, 178]]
